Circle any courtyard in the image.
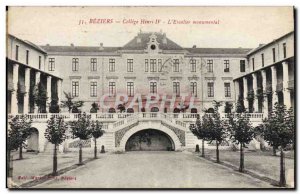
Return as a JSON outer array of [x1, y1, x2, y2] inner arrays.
[[9, 150, 288, 189]]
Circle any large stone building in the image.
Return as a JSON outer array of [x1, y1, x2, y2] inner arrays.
[[6, 31, 294, 152], [233, 31, 294, 114], [42, 31, 251, 113]]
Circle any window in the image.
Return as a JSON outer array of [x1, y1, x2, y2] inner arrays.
[[90, 58, 97, 71], [158, 59, 162, 72], [127, 59, 133, 72], [207, 82, 214, 97], [150, 82, 157, 94], [252, 58, 255, 71], [72, 81, 79, 97], [109, 59, 115, 72], [240, 60, 245, 72], [26, 50, 29, 64], [150, 59, 157, 72], [261, 53, 264, 67], [90, 82, 97, 97], [283, 43, 287, 58], [191, 59, 196, 72], [145, 59, 149, 72], [38, 56, 42, 69], [48, 58, 55, 71], [15, 45, 19, 61], [272, 48, 276, 63], [173, 82, 180, 96], [72, 58, 79, 71], [207, 60, 213, 72], [224, 83, 231, 97], [127, 82, 134, 97], [190, 82, 197, 97], [224, 60, 230, 72], [173, 59, 179, 72], [109, 82, 116, 97]]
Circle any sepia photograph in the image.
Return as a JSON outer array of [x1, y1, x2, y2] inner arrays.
[[5, 6, 295, 189]]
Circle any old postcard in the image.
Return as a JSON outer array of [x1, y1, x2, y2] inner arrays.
[[6, 6, 295, 189]]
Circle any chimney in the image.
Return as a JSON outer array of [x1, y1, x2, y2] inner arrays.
[[162, 33, 167, 44], [193, 45, 197, 48], [46, 44, 50, 47], [70, 43, 74, 47], [99, 43, 104, 50]]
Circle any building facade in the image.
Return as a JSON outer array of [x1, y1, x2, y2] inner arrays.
[[42, 32, 251, 114], [233, 31, 294, 115], [7, 34, 63, 115], [6, 31, 294, 152]]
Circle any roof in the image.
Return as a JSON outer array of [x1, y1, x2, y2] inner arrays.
[[41, 45, 121, 53], [122, 32, 184, 50], [8, 34, 47, 54], [185, 48, 252, 55], [247, 31, 294, 55]]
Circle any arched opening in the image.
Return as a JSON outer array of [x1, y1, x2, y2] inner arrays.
[[125, 129, 175, 151], [127, 108, 134, 113], [27, 128, 39, 152], [151, 107, 159, 112], [191, 108, 198, 113], [108, 108, 116, 113]]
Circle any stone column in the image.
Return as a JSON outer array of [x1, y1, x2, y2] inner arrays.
[[261, 70, 268, 115], [282, 62, 291, 109], [271, 66, 278, 106], [11, 64, 19, 114], [243, 77, 248, 111], [233, 80, 240, 111], [252, 73, 259, 112], [23, 68, 30, 114], [57, 79, 62, 104], [47, 75, 52, 113], [34, 72, 41, 113]]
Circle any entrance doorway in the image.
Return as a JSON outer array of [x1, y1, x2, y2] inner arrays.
[[125, 129, 174, 151]]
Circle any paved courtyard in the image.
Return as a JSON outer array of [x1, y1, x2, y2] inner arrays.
[[34, 151, 275, 188]]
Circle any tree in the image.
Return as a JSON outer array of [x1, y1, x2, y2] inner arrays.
[[61, 92, 84, 113], [90, 102, 99, 113], [8, 115, 32, 160], [209, 101, 227, 163], [260, 103, 294, 187], [33, 82, 48, 113], [44, 116, 67, 175], [90, 120, 104, 159], [228, 112, 254, 172], [189, 114, 211, 157], [49, 99, 60, 113], [69, 113, 92, 165]]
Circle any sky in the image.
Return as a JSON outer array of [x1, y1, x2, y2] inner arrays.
[[7, 6, 294, 49]]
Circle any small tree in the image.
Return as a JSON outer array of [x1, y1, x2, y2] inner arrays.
[[8, 115, 32, 160], [69, 113, 91, 165], [189, 114, 211, 157], [90, 102, 99, 113], [44, 116, 67, 175], [209, 101, 227, 163], [49, 99, 60, 113], [261, 103, 294, 187], [61, 92, 84, 113], [90, 120, 105, 159], [228, 112, 254, 172], [33, 82, 48, 113]]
